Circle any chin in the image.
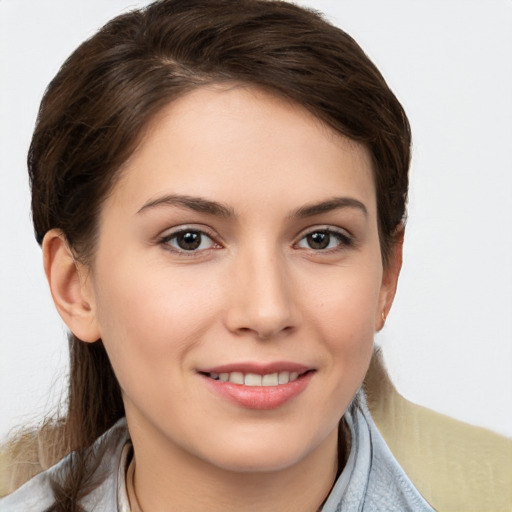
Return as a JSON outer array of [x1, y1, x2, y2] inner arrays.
[[198, 425, 336, 474], [208, 450, 305, 474]]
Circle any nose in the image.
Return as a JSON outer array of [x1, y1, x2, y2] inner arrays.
[[224, 248, 299, 340]]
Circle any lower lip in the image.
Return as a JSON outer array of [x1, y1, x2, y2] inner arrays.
[[201, 372, 314, 410]]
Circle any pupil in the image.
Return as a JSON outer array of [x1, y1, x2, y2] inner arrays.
[[308, 232, 329, 250], [177, 231, 201, 250]]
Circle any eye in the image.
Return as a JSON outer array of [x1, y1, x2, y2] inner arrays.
[[296, 229, 351, 251], [160, 229, 216, 252]]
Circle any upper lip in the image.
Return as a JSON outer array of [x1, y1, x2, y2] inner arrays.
[[198, 361, 312, 375]]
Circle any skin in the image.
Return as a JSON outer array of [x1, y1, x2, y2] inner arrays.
[[44, 85, 402, 511]]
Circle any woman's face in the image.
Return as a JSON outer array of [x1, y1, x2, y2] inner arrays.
[[81, 85, 397, 473]]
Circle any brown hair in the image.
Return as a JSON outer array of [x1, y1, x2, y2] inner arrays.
[[22, 0, 411, 508]]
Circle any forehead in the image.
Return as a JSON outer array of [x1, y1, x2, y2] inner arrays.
[[108, 84, 376, 218]]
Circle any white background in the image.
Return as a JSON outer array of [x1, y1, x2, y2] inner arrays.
[[1, 0, 511, 440]]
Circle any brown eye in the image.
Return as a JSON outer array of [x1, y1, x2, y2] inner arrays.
[[297, 229, 352, 251], [307, 232, 330, 250], [164, 230, 215, 252], [176, 231, 202, 250]]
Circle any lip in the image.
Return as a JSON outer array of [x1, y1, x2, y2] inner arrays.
[[199, 361, 310, 375], [198, 361, 315, 410]]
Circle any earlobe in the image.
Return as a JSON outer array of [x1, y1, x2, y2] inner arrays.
[[42, 229, 100, 343], [376, 227, 404, 331]]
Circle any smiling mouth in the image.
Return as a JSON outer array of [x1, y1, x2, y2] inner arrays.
[[199, 365, 315, 409], [200, 370, 311, 386]]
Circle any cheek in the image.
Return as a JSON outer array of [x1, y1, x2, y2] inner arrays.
[[306, 264, 382, 337], [90, 263, 221, 384], [302, 263, 382, 384]]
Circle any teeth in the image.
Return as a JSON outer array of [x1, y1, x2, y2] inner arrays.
[[208, 370, 304, 386], [278, 371, 289, 384], [244, 373, 262, 386], [229, 372, 244, 385], [262, 373, 279, 386]]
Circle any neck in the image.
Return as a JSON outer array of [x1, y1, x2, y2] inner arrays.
[[126, 417, 343, 512]]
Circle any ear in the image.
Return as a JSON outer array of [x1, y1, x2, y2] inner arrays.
[[42, 229, 100, 343], [376, 226, 404, 331]]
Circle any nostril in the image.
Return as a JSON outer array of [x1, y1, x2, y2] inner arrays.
[[238, 324, 295, 341]]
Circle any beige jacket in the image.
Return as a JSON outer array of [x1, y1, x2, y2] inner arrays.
[[364, 353, 512, 511]]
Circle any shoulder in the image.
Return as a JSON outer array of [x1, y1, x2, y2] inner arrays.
[[0, 421, 68, 497], [0, 418, 130, 511], [322, 390, 434, 511], [364, 351, 512, 512], [0, 464, 57, 511]]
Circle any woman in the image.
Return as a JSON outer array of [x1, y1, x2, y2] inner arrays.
[[0, 0, 448, 510]]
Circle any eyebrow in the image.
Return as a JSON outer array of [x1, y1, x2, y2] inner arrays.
[[293, 197, 368, 218], [137, 194, 367, 219], [137, 194, 234, 217]]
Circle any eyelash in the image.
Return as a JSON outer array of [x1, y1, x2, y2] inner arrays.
[[295, 227, 353, 253], [158, 227, 220, 256], [157, 226, 353, 256]]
